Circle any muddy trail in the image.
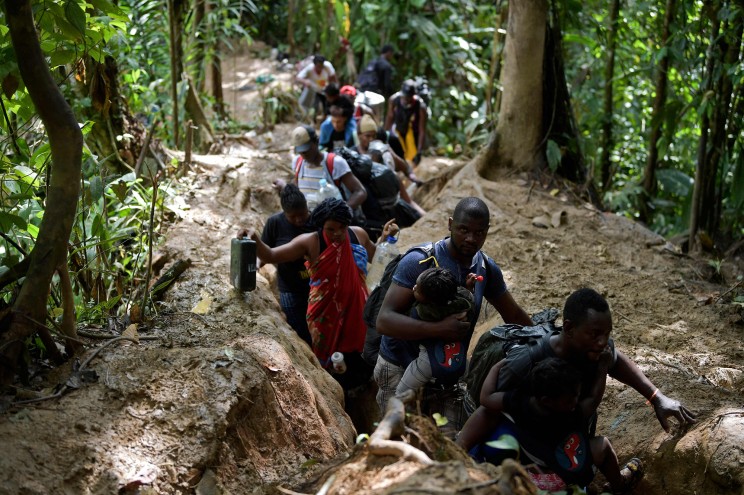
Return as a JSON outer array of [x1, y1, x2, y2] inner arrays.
[[1, 46, 743, 495]]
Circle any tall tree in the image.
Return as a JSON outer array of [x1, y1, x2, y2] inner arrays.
[[690, 1, 742, 251], [599, 0, 621, 191], [639, 0, 676, 223], [1, 0, 83, 382], [476, 0, 547, 179]]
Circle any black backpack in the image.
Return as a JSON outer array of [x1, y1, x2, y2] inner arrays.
[[361, 243, 435, 366], [463, 308, 560, 407], [357, 60, 380, 91]]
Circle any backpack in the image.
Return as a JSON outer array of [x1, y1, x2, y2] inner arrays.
[[295, 152, 341, 189], [357, 60, 380, 91], [333, 147, 373, 183], [361, 243, 435, 366], [463, 308, 560, 407]]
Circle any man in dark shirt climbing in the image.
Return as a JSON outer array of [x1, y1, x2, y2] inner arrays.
[[357, 44, 395, 99]]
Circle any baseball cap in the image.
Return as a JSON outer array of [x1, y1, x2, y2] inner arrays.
[[292, 125, 317, 153], [401, 80, 416, 96], [359, 115, 378, 134], [340, 85, 357, 97]]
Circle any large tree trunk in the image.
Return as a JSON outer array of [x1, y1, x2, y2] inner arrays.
[[190, 0, 207, 92], [167, 0, 187, 147], [691, 9, 742, 247], [599, 0, 621, 191], [208, 45, 226, 119], [84, 56, 147, 174], [639, 0, 676, 223], [543, 11, 595, 194], [476, 0, 547, 180], [485, 0, 508, 120], [1, 0, 83, 383], [690, 12, 722, 253]]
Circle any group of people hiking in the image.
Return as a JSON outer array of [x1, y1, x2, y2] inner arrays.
[[294, 46, 429, 171], [235, 44, 697, 494]]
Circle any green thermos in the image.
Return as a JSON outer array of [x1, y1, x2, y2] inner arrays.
[[230, 237, 257, 291]]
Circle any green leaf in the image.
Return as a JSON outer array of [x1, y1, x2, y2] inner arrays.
[[13, 165, 38, 184], [48, 49, 79, 69], [110, 181, 128, 202], [90, 175, 103, 201], [65, 0, 87, 37], [656, 168, 693, 197], [485, 433, 520, 452], [432, 412, 448, 427], [87, 0, 127, 17], [26, 223, 39, 239], [546, 140, 562, 172], [0, 212, 27, 231]]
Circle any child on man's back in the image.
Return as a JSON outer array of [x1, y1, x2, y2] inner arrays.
[[394, 267, 478, 400], [471, 357, 643, 493]]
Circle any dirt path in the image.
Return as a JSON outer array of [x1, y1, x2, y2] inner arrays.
[[0, 48, 742, 495]]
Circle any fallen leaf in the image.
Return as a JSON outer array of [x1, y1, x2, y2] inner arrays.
[[123, 324, 140, 343], [550, 188, 560, 196], [191, 294, 213, 314]]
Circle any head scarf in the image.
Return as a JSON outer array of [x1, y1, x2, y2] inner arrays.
[[310, 198, 352, 229]]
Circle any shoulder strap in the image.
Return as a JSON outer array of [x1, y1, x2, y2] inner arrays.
[[348, 227, 360, 245], [408, 242, 436, 266], [294, 156, 304, 182], [324, 152, 341, 188]]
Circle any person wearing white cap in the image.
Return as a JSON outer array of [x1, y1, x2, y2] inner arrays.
[[274, 125, 367, 211]]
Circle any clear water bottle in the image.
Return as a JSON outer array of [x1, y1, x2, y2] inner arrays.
[[317, 178, 342, 203], [366, 235, 400, 291], [331, 352, 347, 374]]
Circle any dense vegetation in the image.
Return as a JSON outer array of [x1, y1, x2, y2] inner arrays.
[[0, 0, 742, 377]]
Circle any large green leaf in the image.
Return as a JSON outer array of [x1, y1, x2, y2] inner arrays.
[[65, 0, 88, 37], [656, 168, 693, 197], [0, 212, 27, 231]]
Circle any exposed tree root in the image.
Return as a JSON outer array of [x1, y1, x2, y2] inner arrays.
[[368, 396, 434, 465]]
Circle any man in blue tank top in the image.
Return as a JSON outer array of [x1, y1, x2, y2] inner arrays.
[[374, 197, 533, 431]]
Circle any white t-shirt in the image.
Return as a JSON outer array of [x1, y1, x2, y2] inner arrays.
[[297, 61, 336, 90], [292, 152, 350, 210]]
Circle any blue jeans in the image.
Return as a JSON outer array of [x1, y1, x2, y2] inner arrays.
[[279, 291, 311, 346]]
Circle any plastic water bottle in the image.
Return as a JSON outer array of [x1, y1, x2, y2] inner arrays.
[[317, 178, 342, 203], [331, 352, 347, 374], [366, 235, 400, 291]]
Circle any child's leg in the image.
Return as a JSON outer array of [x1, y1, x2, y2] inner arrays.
[[592, 436, 644, 493], [456, 406, 499, 452], [395, 346, 433, 398], [590, 436, 623, 489]]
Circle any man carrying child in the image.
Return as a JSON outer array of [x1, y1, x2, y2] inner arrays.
[[458, 288, 696, 492], [374, 197, 533, 429]]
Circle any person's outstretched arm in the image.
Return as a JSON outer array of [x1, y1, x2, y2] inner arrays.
[[237, 228, 312, 265], [609, 350, 697, 431]]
